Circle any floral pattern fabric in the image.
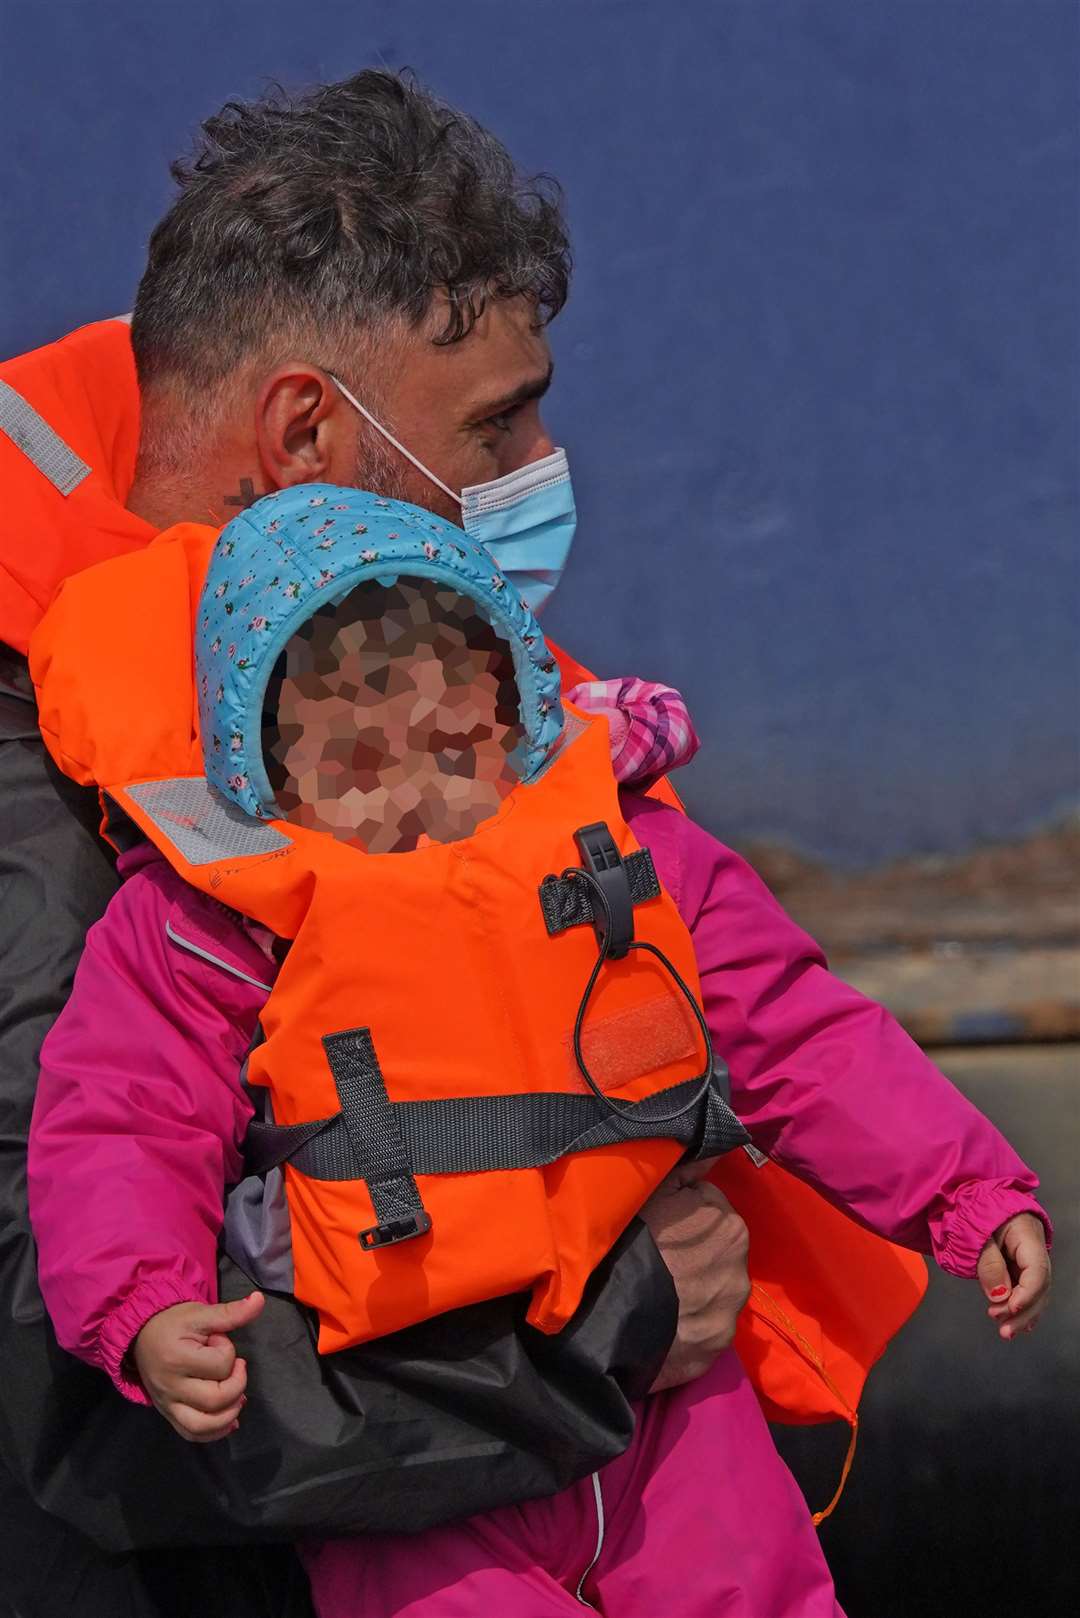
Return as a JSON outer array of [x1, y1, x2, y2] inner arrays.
[[197, 485, 563, 819]]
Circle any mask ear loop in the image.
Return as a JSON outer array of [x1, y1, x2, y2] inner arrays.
[[328, 374, 464, 509], [563, 867, 718, 1127]]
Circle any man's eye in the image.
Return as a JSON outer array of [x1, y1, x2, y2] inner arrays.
[[483, 411, 515, 435]]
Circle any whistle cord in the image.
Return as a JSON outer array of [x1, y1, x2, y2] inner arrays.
[[563, 867, 717, 1128]]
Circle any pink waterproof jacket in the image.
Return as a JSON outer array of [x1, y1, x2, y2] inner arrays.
[[29, 794, 1048, 1403]]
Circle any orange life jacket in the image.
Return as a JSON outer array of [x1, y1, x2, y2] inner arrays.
[[21, 324, 927, 1517], [112, 707, 745, 1353], [39, 483, 751, 1353]]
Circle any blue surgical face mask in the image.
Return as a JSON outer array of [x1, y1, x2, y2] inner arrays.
[[330, 375, 576, 615]]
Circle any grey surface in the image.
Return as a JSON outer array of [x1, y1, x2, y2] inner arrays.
[[776, 1044, 1079, 1618]]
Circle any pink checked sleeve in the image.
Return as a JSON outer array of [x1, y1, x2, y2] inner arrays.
[[567, 676, 700, 788]]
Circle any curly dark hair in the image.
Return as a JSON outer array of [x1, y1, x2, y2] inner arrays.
[[131, 70, 570, 406]]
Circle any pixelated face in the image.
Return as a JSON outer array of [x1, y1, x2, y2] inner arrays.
[[263, 579, 523, 854]]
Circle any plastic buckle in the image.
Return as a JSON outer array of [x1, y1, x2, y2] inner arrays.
[[574, 821, 634, 959], [358, 1210, 433, 1251]]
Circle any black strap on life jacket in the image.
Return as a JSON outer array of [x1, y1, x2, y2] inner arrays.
[[246, 1063, 747, 1182], [322, 1027, 432, 1250], [243, 822, 751, 1250], [538, 844, 660, 943]]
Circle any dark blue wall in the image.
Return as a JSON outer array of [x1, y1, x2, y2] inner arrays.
[[3, 0, 1076, 866]]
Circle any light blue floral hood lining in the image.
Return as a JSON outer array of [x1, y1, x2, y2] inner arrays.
[[196, 484, 564, 820]]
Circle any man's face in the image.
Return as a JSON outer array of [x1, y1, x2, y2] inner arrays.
[[336, 295, 557, 521], [264, 580, 524, 855]]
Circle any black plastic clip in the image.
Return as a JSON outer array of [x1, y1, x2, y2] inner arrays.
[[358, 1210, 433, 1251], [574, 821, 634, 960]]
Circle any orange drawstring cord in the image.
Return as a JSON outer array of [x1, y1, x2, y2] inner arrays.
[[811, 1413, 859, 1526], [747, 1282, 860, 1526]]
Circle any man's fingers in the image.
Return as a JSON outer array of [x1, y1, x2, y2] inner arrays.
[[167, 1400, 243, 1443], [189, 1291, 265, 1337], [650, 1348, 714, 1395], [694, 1182, 736, 1213], [660, 1158, 719, 1192], [175, 1359, 248, 1414], [645, 1176, 751, 1392]]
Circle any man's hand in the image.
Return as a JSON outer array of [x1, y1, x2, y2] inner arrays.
[[132, 1292, 265, 1442], [976, 1212, 1052, 1340], [640, 1168, 750, 1393]]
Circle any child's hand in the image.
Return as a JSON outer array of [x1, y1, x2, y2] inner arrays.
[[976, 1214, 1051, 1340], [132, 1292, 265, 1442]]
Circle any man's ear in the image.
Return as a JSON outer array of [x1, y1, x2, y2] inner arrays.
[[254, 364, 354, 490]]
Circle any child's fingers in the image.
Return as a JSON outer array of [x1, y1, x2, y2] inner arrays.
[[975, 1236, 1012, 1304], [176, 1359, 248, 1414], [204, 1332, 240, 1374], [169, 1335, 237, 1382], [999, 1291, 1051, 1340], [168, 1399, 244, 1443], [998, 1227, 1051, 1339], [188, 1292, 265, 1338], [1006, 1267, 1052, 1318], [980, 1214, 1051, 1339], [1003, 1300, 1049, 1339]]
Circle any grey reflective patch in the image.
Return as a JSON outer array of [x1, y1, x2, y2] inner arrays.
[[528, 710, 588, 784], [126, 777, 290, 866], [0, 380, 91, 496]]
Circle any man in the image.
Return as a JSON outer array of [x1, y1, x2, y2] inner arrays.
[[0, 70, 750, 1617]]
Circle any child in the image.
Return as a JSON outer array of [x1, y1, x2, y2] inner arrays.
[[29, 486, 1050, 1618]]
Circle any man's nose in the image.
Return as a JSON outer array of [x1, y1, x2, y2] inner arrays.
[[515, 418, 556, 470]]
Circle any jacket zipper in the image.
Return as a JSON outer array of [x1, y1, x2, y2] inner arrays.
[[575, 1471, 605, 1607], [164, 919, 273, 992]]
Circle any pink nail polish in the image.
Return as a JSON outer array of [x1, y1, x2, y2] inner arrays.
[[989, 1285, 1009, 1299]]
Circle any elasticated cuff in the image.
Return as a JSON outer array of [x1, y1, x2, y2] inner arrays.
[[604, 707, 632, 760], [97, 1276, 211, 1404], [935, 1184, 1053, 1279]]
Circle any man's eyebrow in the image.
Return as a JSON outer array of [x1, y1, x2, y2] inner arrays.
[[467, 362, 554, 421]]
